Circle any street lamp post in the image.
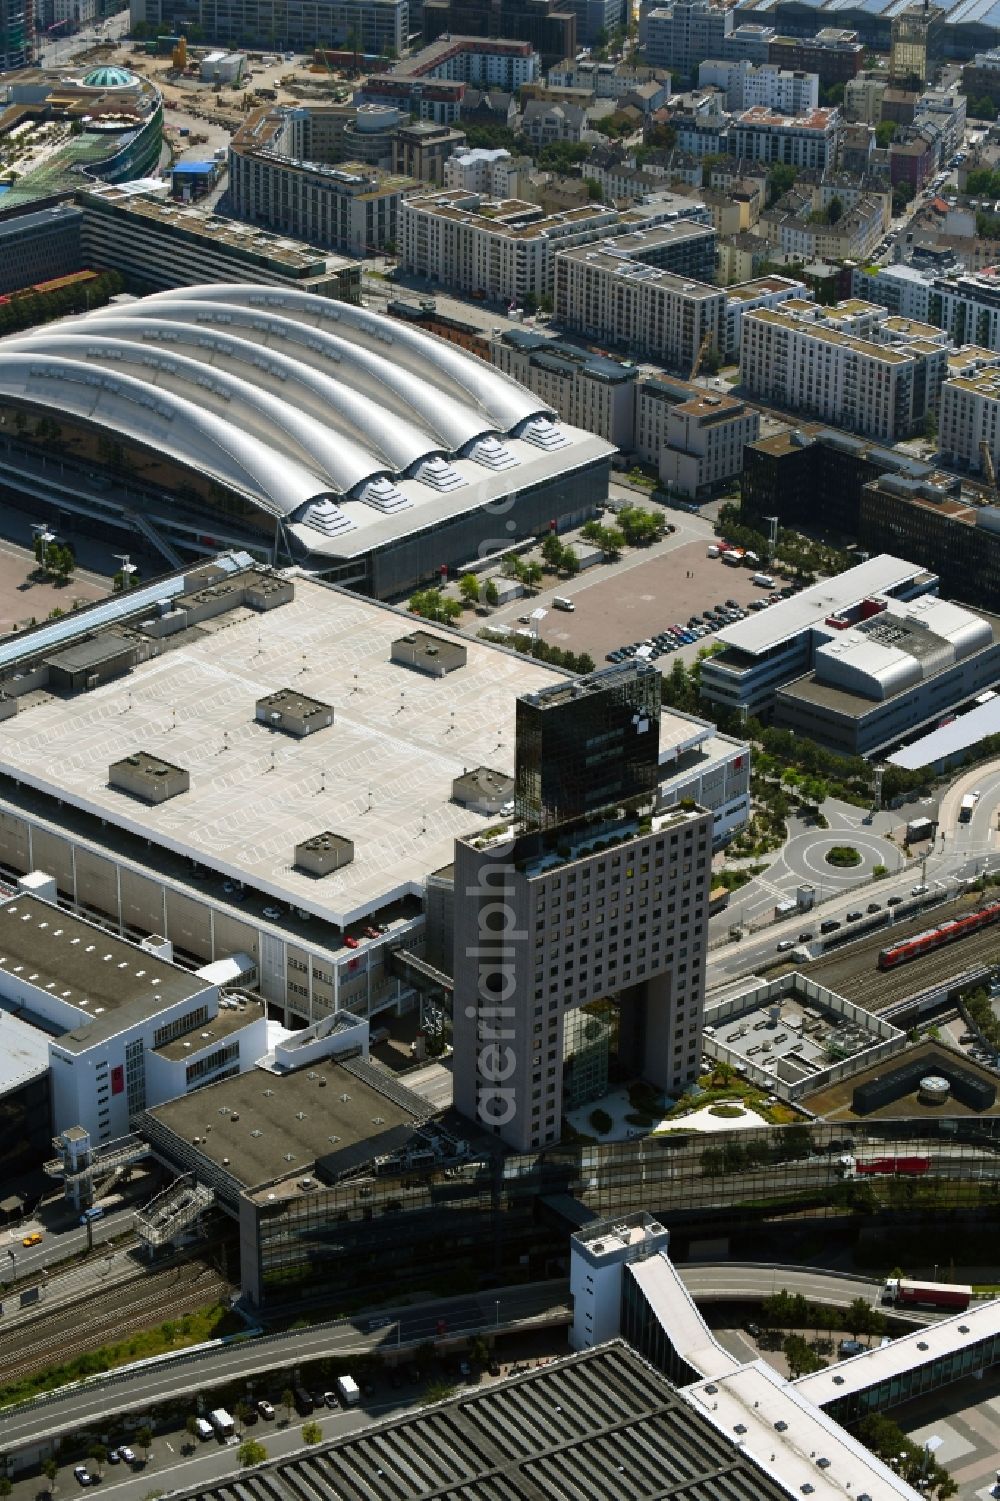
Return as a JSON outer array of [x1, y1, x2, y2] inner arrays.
[[113, 553, 137, 591]]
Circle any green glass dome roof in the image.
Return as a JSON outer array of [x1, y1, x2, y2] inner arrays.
[[81, 65, 137, 89]]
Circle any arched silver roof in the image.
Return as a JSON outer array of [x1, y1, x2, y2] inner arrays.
[[80, 301, 478, 462], [0, 353, 327, 514], [0, 285, 579, 526], [129, 284, 553, 433]]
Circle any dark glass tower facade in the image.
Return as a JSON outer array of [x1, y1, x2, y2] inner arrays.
[[514, 662, 662, 832]]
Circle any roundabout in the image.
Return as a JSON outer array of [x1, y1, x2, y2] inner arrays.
[[769, 828, 906, 888]]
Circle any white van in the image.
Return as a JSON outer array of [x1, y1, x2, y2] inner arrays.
[[194, 1418, 214, 1442], [706, 544, 720, 558], [553, 596, 575, 611], [751, 573, 775, 588]]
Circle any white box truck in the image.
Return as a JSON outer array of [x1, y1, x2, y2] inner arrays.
[[209, 1408, 235, 1439], [336, 1375, 360, 1406]]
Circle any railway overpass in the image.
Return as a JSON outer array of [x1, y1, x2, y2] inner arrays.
[[0, 1264, 941, 1460]]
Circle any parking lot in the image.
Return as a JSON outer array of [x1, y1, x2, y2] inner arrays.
[[503, 540, 797, 666]]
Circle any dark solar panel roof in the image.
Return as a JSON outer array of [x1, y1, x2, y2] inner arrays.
[[160, 1343, 794, 1501]]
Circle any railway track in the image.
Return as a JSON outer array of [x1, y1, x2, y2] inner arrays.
[[806, 901, 1000, 1010], [0, 1261, 232, 1385]]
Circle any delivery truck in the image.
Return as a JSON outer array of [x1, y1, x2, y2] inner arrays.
[[336, 1375, 360, 1406], [882, 1279, 971, 1311]]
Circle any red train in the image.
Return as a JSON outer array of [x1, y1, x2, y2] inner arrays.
[[855, 1156, 929, 1176], [877, 900, 1000, 969]]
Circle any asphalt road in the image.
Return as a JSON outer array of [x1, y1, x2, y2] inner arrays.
[[706, 760, 1000, 988], [1, 1261, 959, 1455]]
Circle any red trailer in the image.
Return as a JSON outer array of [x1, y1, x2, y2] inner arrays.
[[883, 1278, 972, 1310], [855, 1156, 930, 1176]]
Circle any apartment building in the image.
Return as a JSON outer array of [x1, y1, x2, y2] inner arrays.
[[78, 184, 362, 299], [0, 205, 83, 295], [698, 58, 819, 114], [557, 0, 626, 45], [443, 147, 527, 195], [549, 59, 672, 100], [731, 105, 841, 170], [451, 663, 713, 1151], [720, 23, 776, 62], [767, 29, 864, 85], [643, 0, 733, 79], [658, 389, 760, 497], [399, 191, 620, 302], [760, 186, 889, 263], [392, 33, 540, 89], [928, 273, 1000, 353], [229, 108, 419, 254], [740, 301, 942, 442], [582, 219, 718, 281], [491, 328, 638, 447], [722, 273, 807, 358], [521, 100, 588, 145], [391, 121, 466, 184], [845, 75, 888, 123], [555, 243, 725, 372], [130, 0, 407, 54], [940, 368, 1000, 475]]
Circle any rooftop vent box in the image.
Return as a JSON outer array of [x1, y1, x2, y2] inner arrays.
[[294, 831, 355, 878], [255, 687, 334, 738], [452, 764, 515, 815], [109, 750, 189, 805], [245, 574, 294, 612], [391, 630, 467, 678]]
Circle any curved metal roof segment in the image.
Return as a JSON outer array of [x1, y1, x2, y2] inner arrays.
[[133, 283, 552, 433], [78, 302, 471, 465], [1, 330, 391, 499], [0, 353, 328, 513]]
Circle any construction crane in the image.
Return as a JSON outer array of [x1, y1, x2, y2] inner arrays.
[[980, 439, 997, 498], [690, 331, 713, 382]]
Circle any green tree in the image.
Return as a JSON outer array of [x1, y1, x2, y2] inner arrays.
[[484, 577, 499, 606], [541, 533, 564, 569], [135, 1427, 153, 1465], [280, 1388, 295, 1425], [875, 119, 896, 148], [301, 1420, 322, 1445], [458, 572, 480, 604], [234, 1401, 252, 1436], [845, 1297, 871, 1341], [183, 1415, 199, 1454], [767, 162, 797, 206], [523, 560, 543, 591], [0, 1481, 11, 1499], [42, 1459, 58, 1494], [783, 1333, 823, 1377], [827, 195, 843, 224], [237, 1439, 268, 1467], [423, 1381, 457, 1404], [87, 1446, 106, 1479]]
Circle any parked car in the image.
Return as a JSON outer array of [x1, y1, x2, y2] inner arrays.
[[776, 938, 795, 952], [798, 931, 814, 942], [257, 1400, 275, 1420], [344, 935, 359, 949], [262, 905, 282, 920], [22, 1230, 42, 1247], [867, 901, 882, 913], [73, 1468, 94, 1488], [118, 1448, 136, 1466]]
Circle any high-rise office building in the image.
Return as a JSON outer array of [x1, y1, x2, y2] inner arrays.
[[452, 664, 713, 1152], [515, 664, 662, 831]]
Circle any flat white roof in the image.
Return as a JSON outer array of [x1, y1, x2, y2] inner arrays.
[[714, 555, 931, 659], [889, 693, 1000, 768], [684, 1361, 922, 1501], [630, 1253, 742, 1381], [0, 579, 562, 927], [794, 1298, 1000, 1407], [0, 1006, 50, 1094]]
